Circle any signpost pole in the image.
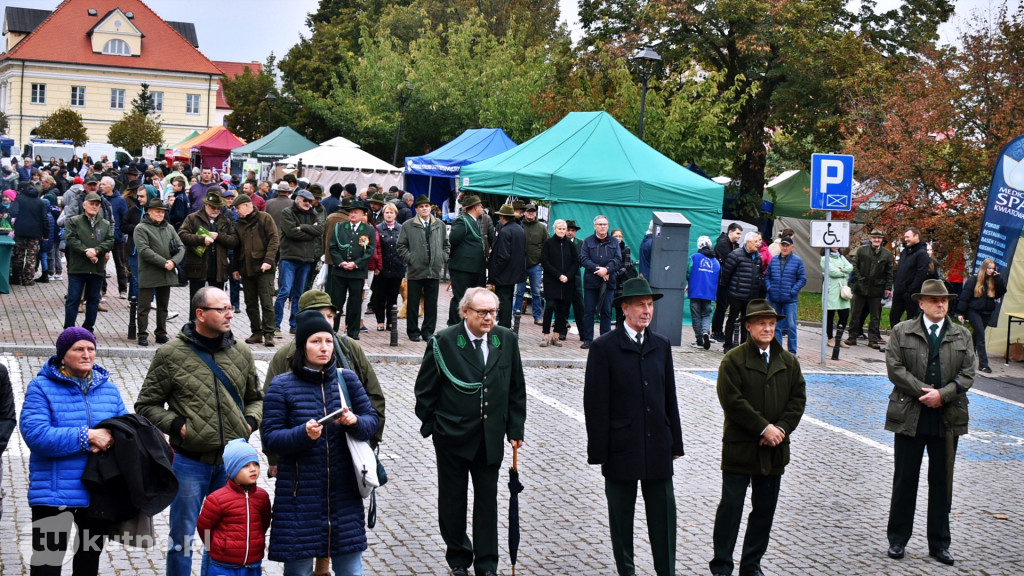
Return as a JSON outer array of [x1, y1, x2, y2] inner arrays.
[[822, 211, 831, 363]]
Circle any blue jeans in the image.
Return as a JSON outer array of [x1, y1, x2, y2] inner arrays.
[[275, 259, 312, 330], [229, 274, 241, 309], [64, 273, 103, 331], [128, 253, 139, 301], [582, 284, 613, 343], [769, 299, 799, 353], [282, 551, 363, 576], [166, 453, 227, 576], [207, 559, 261, 576], [514, 264, 544, 320], [690, 298, 713, 342]]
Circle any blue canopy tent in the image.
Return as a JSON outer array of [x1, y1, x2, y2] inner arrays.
[[404, 128, 517, 208]]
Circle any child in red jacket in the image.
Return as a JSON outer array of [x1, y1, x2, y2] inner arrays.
[[197, 439, 271, 576]]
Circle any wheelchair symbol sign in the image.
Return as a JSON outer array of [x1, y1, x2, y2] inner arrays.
[[810, 221, 849, 248]]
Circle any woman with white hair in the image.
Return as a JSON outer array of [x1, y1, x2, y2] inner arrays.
[[539, 219, 579, 347]]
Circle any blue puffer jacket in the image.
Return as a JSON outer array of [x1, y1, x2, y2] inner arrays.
[[263, 365, 378, 562], [765, 252, 807, 304], [20, 357, 128, 507]]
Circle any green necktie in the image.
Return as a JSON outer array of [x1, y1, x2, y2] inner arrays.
[[762, 351, 769, 367], [474, 338, 485, 367], [929, 323, 939, 346], [635, 332, 643, 347]]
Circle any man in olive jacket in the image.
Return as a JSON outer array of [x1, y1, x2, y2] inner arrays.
[[179, 188, 239, 321], [447, 195, 490, 326], [397, 195, 450, 342], [324, 200, 376, 339], [414, 287, 526, 576], [584, 278, 684, 576], [231, 194, 279, 347], [63, 193, 114, 332], [711, 299, 806, 576], [884, 279, 974, 566], [846, 229, 894, 349], [135, 286, 262, 576]]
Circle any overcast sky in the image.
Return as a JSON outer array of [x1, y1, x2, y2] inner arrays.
[[4, 0, 1021, 63]]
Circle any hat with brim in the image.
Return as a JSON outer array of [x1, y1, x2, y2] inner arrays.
[[84, 193, 103, 203], [496, 204, 516, 217], [369, 193, 386, 205], [741, 298, 786, 322], [869, 229, 886, 237], [146, 198, 168, 211], [565, 220, 581, 231], [613, 278, 664, 308], [204, 191, 227, 207], [912, 278, 957, 301], [462, 195, 482, 209], [296, 189, 314, 201], [415, 194, 431, 206], [348, 200, 367, 213], [298, 289, 338, 313]]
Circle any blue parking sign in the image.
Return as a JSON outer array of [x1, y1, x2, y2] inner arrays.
[[810, 153, 854, 211]]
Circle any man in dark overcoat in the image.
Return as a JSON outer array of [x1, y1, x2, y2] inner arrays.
[[584, 277, 684, 576], [711, 299, 806, 576], [487, 204, 526, 329], [414, 286, 527, 576], [324, 200, 376, 339], [885, 279, 974, 566], [447, 195, 490, 326]]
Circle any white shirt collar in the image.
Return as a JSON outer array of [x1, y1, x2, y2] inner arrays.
[[464, 323, 489, 362], [624, 323, 643, 343], [924, 317, 945, 335]]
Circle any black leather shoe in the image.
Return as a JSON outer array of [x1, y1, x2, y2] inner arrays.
[[409, 335, 421, 342], [930, 548, 955, 565], [137, 336, 149, 347], [580, 341, 591, 349], [155, 335, 169, 344], [980, 366, 992, 373], [449, 569, 470, 576], [887, 543, 905, 559]]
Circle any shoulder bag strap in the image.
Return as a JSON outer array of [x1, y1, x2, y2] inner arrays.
[[185, 341, 244, 413]]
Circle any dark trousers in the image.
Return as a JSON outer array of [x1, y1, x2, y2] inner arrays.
[[112, 242, 128, 292], [825, 308, 850, 339], [448, 270, 486, 326], [723, 297, 750, 349], [711, 285, 729, 336], [710, 472, 781, 575], [849, 294, 883, 343], [328, 272, 366, 338], [64, 273, 103, 331], [890, 292, 919, 326], [566, 273, 584, 337], [31, 505, 111, 576], [407, 277, 439, 339], [495, 284, 515, 328], [605, 477, 676, 576], [583, 284, 614, 343], [964, 310, 992, 369], [888, 433, 955, 550], [434, 436, 500, 574], [241, 271, 276, 338], [373, 276, 403, 327], [542, 297, 570, 335], [138, 286, 171, 340], [188, 278, 224, 321]]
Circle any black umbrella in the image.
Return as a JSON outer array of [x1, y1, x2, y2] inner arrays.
[[508, 444, 524, 575]]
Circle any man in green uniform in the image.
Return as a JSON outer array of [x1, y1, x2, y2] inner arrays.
[[324, 200, 375, 339], [711, 299, 806, 576], [414, 286, 527, 576], [447, 195, 489, 326]]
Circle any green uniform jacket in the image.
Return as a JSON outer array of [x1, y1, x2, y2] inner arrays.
[[179, 210, 239, 283], [233, 210, 279, 277], [885, 315, 975, 437], [448, 212, 487, 275], [414, 323, 527, 466], [325, 217, 376, 278], [397, 215, 450, 280], [133, 215, 186, 289], [262, 335, 386, 450], [135, 323, 263, 464], [717, 338, 806, 476], [522, 219, 548, 268], [278, 203, 324, 263], [63, 214, 113, 276], [851, 244, 894, 298]]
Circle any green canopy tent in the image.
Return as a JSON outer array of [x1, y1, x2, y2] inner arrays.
[[231, 126, 318, 162], [765, 169, 824, 219], [460, 111, 724, 256]]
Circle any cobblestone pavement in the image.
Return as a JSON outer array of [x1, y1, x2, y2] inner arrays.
[[2, 352, 1023, 575]]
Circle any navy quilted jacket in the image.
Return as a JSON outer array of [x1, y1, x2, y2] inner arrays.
[[262, 365, 378, 561], [20, 357, 128, 507], [765, 253, 807, 304]]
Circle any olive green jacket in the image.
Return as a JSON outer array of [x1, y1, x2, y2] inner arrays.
[[64, 213, 113, 276], [179, 209, 239, 283], [133, 215, 185, 289]]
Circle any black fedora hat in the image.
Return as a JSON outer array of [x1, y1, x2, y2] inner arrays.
[[613, 278, 664, 307], [912, 278, 957, 301], [741, 299, 785, 321], [415, 194, 431, 206], [348, 200, 368, 213], [565, 220, 581, 231]]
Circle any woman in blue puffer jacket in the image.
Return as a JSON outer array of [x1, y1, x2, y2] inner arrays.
[[20, 327, 128, 575], [262, 310, 379, 576]]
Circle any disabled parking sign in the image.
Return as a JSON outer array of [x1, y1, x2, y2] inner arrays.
[[810, 153, 854, 211]]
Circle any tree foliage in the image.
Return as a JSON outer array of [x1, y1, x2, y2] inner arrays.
[[222, 56, 280, 141], [131, 83, 156, 116], [107, 110, 164, 156], [36, 106, 88, 146], [0, 110, 8, 135]]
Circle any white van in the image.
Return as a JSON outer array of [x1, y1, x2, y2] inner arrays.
[[76, 142, 132, 165], [24, 139, 75, 162]]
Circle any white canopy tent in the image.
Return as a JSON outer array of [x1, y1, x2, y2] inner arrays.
[[276, 138, 403, 192]]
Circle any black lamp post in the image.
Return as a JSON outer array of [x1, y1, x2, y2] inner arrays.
[[392, 82, 412, 166], [633, 46, 661, 140], [265, 92, 277, 131]]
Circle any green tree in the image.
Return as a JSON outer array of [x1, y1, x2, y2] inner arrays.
[[0, 110, 8, 135], [131, 83, 156, 116], [222, 56, 280, 140], [36, 106, 88, 146], [107, 110, 164, 156]]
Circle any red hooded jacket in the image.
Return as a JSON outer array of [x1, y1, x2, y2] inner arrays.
[[197, 480, 272, 566]]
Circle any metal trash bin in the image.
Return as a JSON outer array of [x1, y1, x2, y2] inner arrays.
[[0, 235, 13, 294]]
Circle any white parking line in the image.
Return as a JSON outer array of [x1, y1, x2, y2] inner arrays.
[[526, 385, 585, 423]]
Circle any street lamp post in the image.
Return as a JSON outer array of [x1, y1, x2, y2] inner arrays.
[[633, 46, 661, 141], [392, 82, 412, 167], [265, 92, 277, 131]]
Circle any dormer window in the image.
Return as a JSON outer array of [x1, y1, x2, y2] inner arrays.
[[103, 39, 131, 56]]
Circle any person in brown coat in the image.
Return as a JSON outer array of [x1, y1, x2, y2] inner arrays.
[[179, 188, 239, 321], [232, 194, 280, 347]]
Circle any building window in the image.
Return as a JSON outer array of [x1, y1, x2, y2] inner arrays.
[[31, 83, 45, 104], [102, 39, 131, 56], [71, 86, 86, 107], [152, 91, 163, 113], [186, 94, 200, 115], [111, 88, 125, 110]]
